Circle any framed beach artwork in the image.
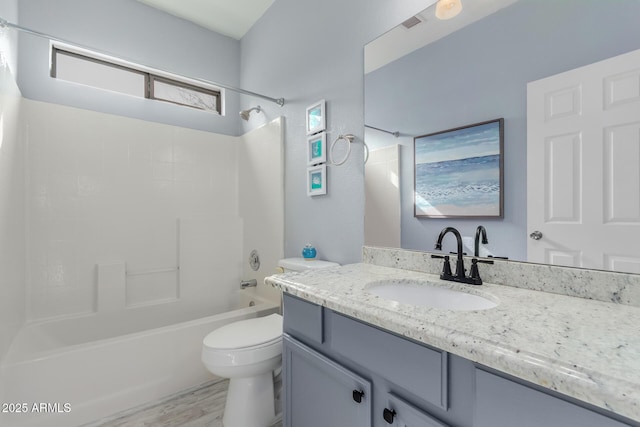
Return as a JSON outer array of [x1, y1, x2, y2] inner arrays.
[[306, 99, 326, 135], [307, 165, 327, 196], [413, 118, 504, 218], [307, 132, 327, 165]]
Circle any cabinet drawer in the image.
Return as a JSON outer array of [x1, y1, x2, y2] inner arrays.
[[283, 293, 323, 344], [328, 311, 448, 410], [474, 369, 630, 427]]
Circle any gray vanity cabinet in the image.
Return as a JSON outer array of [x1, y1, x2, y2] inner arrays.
[[282, 293, 457, 427], [282, 293, 637, 427]]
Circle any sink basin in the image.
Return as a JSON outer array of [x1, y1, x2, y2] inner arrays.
[[366, 279, 497, 311]]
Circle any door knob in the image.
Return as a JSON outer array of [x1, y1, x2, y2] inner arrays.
[[529, 231, 543, 240]]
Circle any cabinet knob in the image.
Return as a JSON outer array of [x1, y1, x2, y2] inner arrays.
[[352, 389, 364, 403], [383, 408, 396, 424]]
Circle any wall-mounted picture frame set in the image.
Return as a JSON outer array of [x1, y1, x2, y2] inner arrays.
[[414, 118, 504, 218], [306, 100, 327, 197]]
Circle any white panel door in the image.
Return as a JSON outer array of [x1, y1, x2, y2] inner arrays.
[[527, 48, 640, 273]]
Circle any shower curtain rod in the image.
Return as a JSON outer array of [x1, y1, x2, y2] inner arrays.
[[0, 17, 285, 106], [365, 124, 400, 137]]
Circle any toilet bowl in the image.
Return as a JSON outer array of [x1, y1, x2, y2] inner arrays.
[[202, 313, 283, 427]]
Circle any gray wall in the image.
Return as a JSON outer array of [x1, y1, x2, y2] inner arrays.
[[240, 0, 431, 265], [17, 0, 242, 135], [365, 0, 640, 260]]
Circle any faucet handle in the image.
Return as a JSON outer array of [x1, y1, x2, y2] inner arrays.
[[442, 255, 453, 277], [469, 258, 483, 285]]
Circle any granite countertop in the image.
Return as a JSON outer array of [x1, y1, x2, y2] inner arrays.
[[266, 263, 640, 422]]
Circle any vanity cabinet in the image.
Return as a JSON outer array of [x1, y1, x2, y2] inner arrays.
[[282, 293, 637, 427], [283, 294, 466, 427]]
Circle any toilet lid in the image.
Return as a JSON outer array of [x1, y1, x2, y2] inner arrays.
[[203, 313, 283, 350]]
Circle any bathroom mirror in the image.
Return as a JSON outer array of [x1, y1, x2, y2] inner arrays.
[[364, 0, 640, 273]]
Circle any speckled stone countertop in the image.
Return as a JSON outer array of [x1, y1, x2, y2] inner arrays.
[[266, 262, 640, 423]]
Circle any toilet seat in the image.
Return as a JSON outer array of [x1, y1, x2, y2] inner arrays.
[[202, 313, 283, 367], [204, 313, 282, 349]]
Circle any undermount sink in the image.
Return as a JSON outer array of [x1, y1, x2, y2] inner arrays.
[[366, 279, 498, 311]]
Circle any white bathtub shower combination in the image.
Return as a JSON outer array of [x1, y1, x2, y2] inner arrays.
[[0, 96, 285, 427], [1, 291, 279, 427]]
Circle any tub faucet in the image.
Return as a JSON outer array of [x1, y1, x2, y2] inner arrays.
[[240, 279, 257, 289], [474, 225, 489, 257]]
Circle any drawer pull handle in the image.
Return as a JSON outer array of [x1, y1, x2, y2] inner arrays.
[[383, 408, 396, 424], [352, 389, 364, 403]]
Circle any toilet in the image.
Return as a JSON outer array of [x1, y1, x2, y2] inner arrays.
[[201, 257, 339, 427]]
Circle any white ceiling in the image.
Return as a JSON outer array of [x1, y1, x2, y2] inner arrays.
[[136, 0, 275, 40]]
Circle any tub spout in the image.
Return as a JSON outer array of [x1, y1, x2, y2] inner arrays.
[[240, 279, 258, 289]]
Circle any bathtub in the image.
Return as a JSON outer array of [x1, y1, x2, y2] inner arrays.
[[0, 291, 279, 427]]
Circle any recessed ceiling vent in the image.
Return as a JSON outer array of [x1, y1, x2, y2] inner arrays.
[[401, 15, 423, 30]]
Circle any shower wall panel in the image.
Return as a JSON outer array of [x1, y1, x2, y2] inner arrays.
[[23, 99, 241, 321], [0, 21, 26, 363]]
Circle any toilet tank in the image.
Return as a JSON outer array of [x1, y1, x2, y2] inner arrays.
[[278, 257, 339, 273]]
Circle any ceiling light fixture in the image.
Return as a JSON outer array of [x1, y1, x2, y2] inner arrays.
[[435, 0, 463, 20]]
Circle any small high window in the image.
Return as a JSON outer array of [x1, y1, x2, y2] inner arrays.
[[51, 46, 222, 114]]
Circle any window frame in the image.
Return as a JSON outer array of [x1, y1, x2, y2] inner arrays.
[[50, 46, 222, 115]]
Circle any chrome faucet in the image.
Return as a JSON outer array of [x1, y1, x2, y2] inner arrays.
[[474, 225, 488, 257], [434, 226, 489, 285]]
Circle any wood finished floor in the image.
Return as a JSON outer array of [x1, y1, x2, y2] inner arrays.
[[84, 379, 282, 427]]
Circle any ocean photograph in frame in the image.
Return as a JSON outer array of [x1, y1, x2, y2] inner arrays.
[[414, 118, 504, 218]]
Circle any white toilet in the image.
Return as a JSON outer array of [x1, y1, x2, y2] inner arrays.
[[201, 257, 339, 427]]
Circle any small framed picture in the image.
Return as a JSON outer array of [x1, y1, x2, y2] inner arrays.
[[307, 132, 327, 165], [307, 165, 327, 196], [306, 99, 326, 135]]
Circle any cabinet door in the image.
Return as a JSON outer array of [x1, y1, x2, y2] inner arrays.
[[380, 392, 450, 427], [283, 335, 372, 427]]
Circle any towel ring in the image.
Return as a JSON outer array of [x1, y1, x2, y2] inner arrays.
[[330, 134, 355, 166], [330, 134, 354, 165]]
